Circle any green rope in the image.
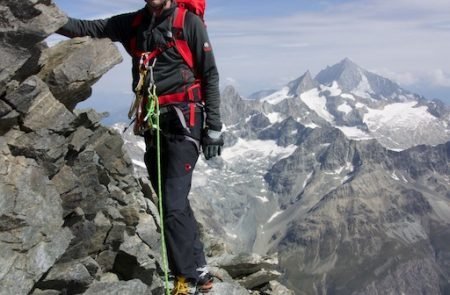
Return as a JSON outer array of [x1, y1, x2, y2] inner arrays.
[[147, 85, 170, 295]]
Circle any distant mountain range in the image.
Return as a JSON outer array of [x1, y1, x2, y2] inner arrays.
[[240, 57, 450, 151], [118, 58, 450, 295]]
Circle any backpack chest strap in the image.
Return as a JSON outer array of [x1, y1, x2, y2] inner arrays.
[[140, 40, 176, 70], [130, 7, 195, 71]]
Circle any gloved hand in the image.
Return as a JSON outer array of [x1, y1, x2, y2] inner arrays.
[[202, 129, 224, 160]]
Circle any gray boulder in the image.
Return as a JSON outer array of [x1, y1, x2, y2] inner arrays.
[[0, 0, 67, 94], [261, 281, 295, 295], [209, 253, 279, 278], [37, 259, 95, 293], [0, 147, 72, 295], [84, 279, 153, 295], [4, 76, 76, 133], [209, 282, 250, 295], [37, 37, 123, 111], [237, 269, 281, 290]]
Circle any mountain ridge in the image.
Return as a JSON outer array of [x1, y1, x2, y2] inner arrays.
[[230, 58, 450, 151], [198, 58, 450, 294]]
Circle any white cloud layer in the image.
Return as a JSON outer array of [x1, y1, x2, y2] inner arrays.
[[208, 0, 450, 97], [430, 69, 450, 87]]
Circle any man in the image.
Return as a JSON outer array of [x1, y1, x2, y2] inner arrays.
[[57, 0, 223, 294]]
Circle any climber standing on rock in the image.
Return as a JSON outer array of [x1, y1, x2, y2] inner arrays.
[[57, 0, 223, 294]]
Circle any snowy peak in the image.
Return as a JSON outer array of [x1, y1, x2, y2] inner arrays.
[[220, 58, 450, 150], [315, 58, 362, 91], [315, 58, 405, 100], [287, 71, 319, 96], [257, 58, 411, 106], [257, 71, 318, 105]]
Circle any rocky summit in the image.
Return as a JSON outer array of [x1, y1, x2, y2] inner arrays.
[[3, 1, 450, 295], [0, 1, 292, 295]]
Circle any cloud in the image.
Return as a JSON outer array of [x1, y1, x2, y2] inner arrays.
[[430, 69, 450, 87], [277, 43, 310, 49], [367, 67, 450, 90], [372, 69, 420, 86], [208, 0, 450, 96], [53, 0, 450, 107]]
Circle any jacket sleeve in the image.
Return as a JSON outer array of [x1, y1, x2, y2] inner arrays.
[[56, 12, 135, 43], [185, 13, 222, 132]]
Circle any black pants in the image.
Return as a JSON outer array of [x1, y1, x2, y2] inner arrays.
[[144, 107, 206, 281]]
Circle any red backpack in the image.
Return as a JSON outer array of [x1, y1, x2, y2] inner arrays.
[[130, 0, 206, 71], [129, 0, 207, 134], [177, 0, 206, 21]]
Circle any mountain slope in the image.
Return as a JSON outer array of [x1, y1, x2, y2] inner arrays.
[[264, 136, 450, 294], [120, 59, 450, 294], [215, 60, 450, 294]]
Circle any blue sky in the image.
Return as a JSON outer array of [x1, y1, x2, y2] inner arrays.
[[51, 0, 450, 124]]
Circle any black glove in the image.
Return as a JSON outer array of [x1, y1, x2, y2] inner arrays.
[[202, 130, 224, 160]]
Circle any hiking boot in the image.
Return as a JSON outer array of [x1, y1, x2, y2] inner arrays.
[[196, 266, 213, 293], [171, 276, 197, 295]]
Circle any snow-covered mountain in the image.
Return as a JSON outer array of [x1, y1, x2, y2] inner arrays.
[[316, 57, 407, 99], [117, 58, 450, 295], [250, 58, 450, 151]]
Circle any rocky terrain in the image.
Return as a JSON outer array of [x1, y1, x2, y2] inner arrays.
[[3, 1, 449, 295], [0, 1, 293, 294]]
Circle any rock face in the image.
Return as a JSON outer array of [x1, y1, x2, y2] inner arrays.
[[38, 37, 123, 111], [209, 78, 450, 294], [0, 148, 73, 294], [0, 1, 294, 294], [0, 0, 67, 95]]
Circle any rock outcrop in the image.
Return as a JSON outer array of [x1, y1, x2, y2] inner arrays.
[[0, 1, 294, 294]]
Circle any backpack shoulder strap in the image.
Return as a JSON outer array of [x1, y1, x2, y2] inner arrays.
[[129, 10, 145, 57], [172, 6, 195, 70]]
